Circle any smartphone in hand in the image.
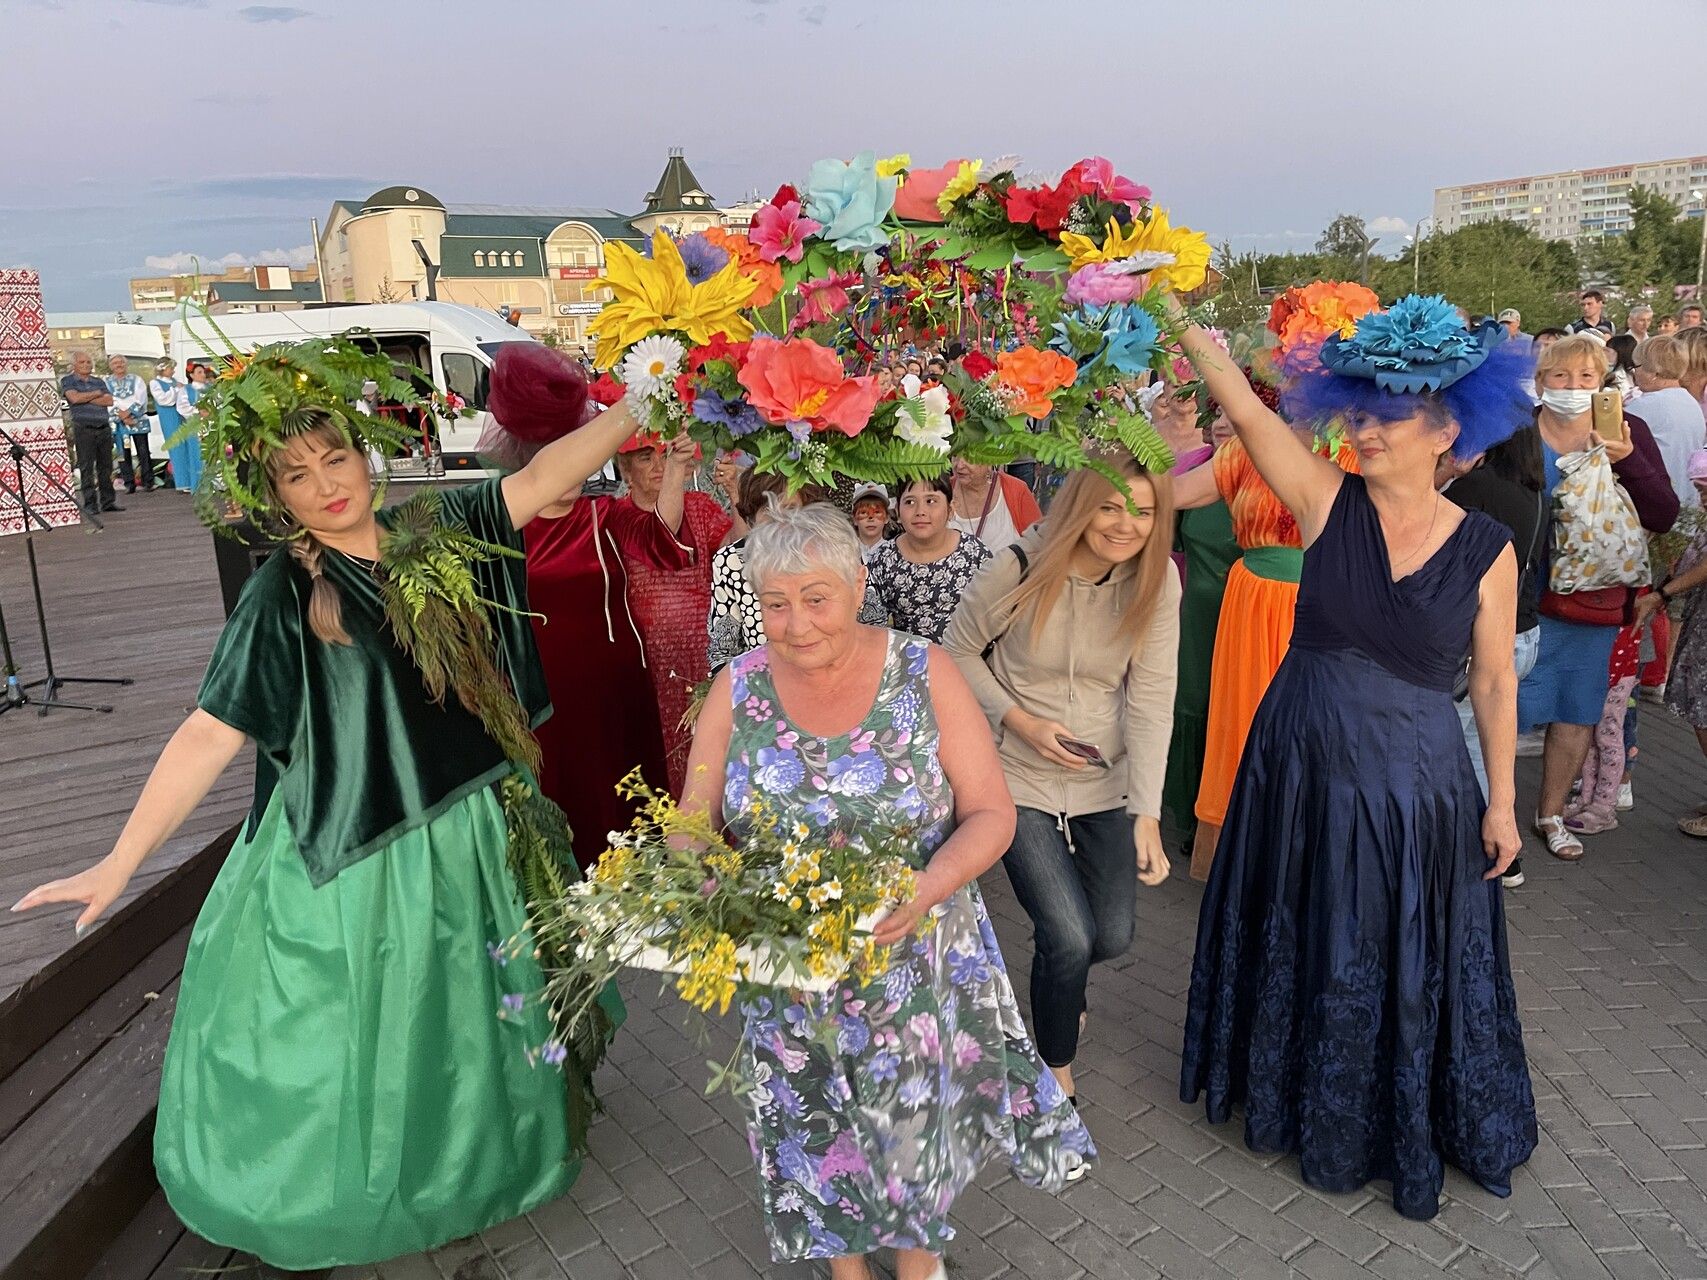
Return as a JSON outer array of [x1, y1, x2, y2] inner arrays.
[[1056, 736, 1112, 768], [1591, 389, 1625, 441]]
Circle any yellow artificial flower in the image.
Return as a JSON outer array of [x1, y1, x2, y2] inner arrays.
[[936, 159, 984, 214], [592, 230, 758, 369], [1125, 206, 1213, 293], [1058, 217, 1147, 271], [876, 153, 911, 178]]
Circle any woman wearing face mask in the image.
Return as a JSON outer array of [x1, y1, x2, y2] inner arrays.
[[615, 434, 733, 792], [1176, 298, 1539, 1221], [943, 447, 1179, 1106], [1522, 335, 1677, 862], [480, 344, 694, 865], [12, 352, 637, 1268], [867, 475, 991, 642]]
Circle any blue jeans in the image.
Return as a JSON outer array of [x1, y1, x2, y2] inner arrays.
[[1459, 625, 1542, 801], [1000, 807, 1136, 1067]]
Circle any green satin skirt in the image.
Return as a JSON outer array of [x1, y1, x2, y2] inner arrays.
[[154, 785, 603, 1269]]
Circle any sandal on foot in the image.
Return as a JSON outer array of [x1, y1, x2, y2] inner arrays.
[[1679, 815, 1707, 839], [1534, 815, 1584, 860], [1565, 809, 1619, 835]]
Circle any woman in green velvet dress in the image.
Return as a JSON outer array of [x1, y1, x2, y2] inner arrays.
[[12, 351, 640, 1269]]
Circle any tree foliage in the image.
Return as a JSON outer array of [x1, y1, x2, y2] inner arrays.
[[1583, 186, 1703, 315]]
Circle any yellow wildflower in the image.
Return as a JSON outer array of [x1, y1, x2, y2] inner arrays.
[[592, 230, 757, 369], [676, 933, 740, 1015], [936, 159, 984, 215], [876, 153, 911, 178], [1124, 206, 1212, 293]]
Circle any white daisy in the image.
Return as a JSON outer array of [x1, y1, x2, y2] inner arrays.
[[621, 335, 687, 399], [1106, 250, 1177, 276]]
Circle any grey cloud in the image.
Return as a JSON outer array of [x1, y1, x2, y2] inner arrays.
[[238, 5, 312, 21], [801, 3, 826, 22]]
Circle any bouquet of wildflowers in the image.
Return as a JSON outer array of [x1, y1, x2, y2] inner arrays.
[[511, 772, 919, 1068]]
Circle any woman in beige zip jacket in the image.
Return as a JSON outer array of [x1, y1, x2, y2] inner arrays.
[[943, 452, 1180, 1103]]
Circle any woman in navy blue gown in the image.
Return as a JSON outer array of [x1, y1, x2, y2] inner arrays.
[[1174, 296, 1539, 1221]]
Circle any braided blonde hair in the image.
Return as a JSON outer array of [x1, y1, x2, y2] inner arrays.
[[264, 418, 357, 646]]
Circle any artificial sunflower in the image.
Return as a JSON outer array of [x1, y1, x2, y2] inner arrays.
[[935, 158, 984, 214], [591, 230, 759, 369], [1058, 216, 1148, 271], [1123, 208, 1212, 292]]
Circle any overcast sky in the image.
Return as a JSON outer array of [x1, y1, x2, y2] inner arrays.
[[4, 0, 1704, 311]]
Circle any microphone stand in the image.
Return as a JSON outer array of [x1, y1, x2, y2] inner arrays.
[[0, 424, 134, 717]]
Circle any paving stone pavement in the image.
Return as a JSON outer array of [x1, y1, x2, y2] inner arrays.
[[333, 702, 1707, 1280]]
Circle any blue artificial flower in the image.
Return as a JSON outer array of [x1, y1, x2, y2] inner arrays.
[[677, 232, 730, 285], [540, 1040, 568, 1067], [803, 794, 839, 826], [500, 993, 525, 1014], [1319, 293, 1499, 394], [803, 151, 898, 252], [692, 393, 765, 438], [1093, 304, 1161, 377]]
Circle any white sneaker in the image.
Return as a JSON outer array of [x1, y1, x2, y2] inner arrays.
[[1516, 731, 1546, 758], [1617, 782, 1634, 811]]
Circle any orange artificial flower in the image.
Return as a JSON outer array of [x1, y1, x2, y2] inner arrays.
[[994, 347, 1077, 419], [737, 336, 882, 437], [1267, 281, 1380, 357], [703, 227, 784, 308]]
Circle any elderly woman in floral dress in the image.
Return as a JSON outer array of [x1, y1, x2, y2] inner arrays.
[[683, 503, 1093, 1280]]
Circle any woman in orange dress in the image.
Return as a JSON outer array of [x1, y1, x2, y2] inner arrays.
[[1172, 431, 1359, 877]]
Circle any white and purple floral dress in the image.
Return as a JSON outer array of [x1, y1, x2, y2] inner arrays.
[[724, 631, 1095, 1263]]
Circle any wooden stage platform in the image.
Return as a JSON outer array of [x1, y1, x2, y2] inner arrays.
[[0, 491, 251, 1003]]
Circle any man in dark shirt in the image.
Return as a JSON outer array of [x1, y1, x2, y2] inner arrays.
[[1565, 289, 1615, 339], [59, 349, 121, 514]]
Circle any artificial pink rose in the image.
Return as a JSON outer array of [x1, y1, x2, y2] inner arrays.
[[893, 161, 964, 223], [1064, 262, 1145, 308]]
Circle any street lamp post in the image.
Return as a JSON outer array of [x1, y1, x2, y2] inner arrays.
[[1411, 217, 1436, 292], [1693, 190, 1706, 306]]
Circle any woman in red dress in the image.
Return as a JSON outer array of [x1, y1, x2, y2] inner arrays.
[[613, 436, 732, 793], [485, 346, 699, 864]]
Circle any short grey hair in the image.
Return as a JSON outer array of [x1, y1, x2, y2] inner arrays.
[[1629, 304, 1654, 320], [745, 501, 863, 592]]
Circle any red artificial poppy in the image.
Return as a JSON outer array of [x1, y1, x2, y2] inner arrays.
[[589, 372, 625, 407], [961, 351, 996, 381], [674, 371, 698, 411], [770, 183, 799, 208], [687, 333, 752, 374]]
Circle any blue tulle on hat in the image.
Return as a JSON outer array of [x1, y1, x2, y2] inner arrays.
[[1281, 295, 1535, 459]]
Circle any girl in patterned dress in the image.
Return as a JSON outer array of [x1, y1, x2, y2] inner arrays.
[[684, 504, 1093, 1280], [867, 475, 991, 642]]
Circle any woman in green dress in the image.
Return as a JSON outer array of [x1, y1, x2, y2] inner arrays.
[[1162, 407, 1239, 857], [12, 345, 638, 1269]]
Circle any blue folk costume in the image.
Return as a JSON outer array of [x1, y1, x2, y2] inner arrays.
[[150, 374, 184, 489], [1180, 296, 1539, 1220]]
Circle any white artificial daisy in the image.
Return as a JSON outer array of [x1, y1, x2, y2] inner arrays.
[[1106, 250, 1177, 276], [621, 335, 687, 399]]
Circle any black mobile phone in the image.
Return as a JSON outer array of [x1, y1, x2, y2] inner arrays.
[[1056, 735, 1111, 768]]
